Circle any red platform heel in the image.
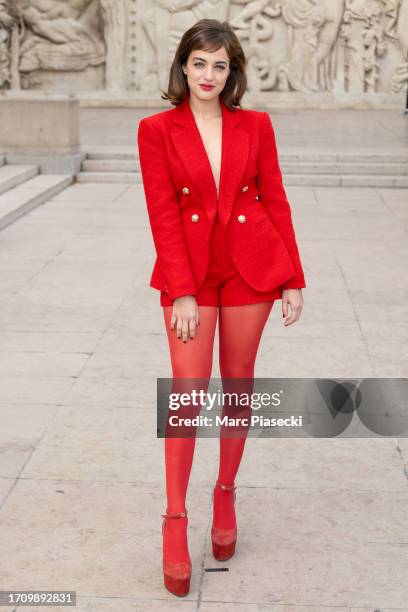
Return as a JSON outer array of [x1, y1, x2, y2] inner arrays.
[[161, 510, 192, 597], [211, 482, 237, 561]]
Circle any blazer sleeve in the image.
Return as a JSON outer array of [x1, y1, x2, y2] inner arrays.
[[137, 117, 197, 301], [257, 112, 306, 290]]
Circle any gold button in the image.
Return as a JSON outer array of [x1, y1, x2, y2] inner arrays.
[[241, 185, 249, 192], [237, 214, 246, 223], [191, 213, 199, 222], [182, 186, 190, 194], [255, 195, 259, 200]]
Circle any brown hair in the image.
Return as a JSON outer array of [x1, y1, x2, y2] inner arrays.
[[161, 19, 247, 110]]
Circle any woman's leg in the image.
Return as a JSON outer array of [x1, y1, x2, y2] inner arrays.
[[214, 301, 274, 529], [162, 305, 218, 561]]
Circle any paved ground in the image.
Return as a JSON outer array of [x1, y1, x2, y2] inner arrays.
[[0, 173, 408, 610], [3, 103, 408, 609]]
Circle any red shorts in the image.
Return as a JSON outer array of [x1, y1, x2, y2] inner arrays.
[[160, 215, 282, 307]]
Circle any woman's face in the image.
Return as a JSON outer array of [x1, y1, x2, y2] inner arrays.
[[182, 46, 230, 101]]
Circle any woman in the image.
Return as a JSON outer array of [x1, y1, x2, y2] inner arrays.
[[137, 18, 306, 597]]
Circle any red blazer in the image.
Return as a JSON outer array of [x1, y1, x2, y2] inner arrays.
[[137, 92, 306, 302]]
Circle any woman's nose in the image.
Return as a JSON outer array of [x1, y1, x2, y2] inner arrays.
[[205, 67, 214, 80]]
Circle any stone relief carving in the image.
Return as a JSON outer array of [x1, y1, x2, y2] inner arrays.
[[0, 0, 126, 90], [0, 0, 406, 96], [98, 0, 127, 89], [0, 0, 22, 89], [385, 0, 408, 92], [277, 0, 346, 93], [138, 0, 407, 95], [17, 0, 105, 85], [339, 0, 388, 93]]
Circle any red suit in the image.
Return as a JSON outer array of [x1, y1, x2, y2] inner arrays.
[[137, 92, 306, 303]]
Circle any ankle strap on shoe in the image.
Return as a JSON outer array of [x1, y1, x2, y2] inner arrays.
[[215, 482, 236, 492], [161, 509, 188, 519]]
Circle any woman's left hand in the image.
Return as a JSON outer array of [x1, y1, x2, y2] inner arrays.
[[282, 289, 303, 326]]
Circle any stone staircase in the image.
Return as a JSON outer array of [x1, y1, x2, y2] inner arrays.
[[0, 155, 73, 230], [77, 146, 408, 187], [1, 145, 406, 230]]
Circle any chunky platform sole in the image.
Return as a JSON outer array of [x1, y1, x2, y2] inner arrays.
[[163, 567, 191, 596], [211, 531, 236, 561]]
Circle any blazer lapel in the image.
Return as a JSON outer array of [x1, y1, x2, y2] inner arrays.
[[170, 92, 249, 227]]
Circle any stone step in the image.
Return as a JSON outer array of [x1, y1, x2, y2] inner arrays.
[[284, 174, 408, 187], [281, 161, 408, 176], [280, 151, 408, 163], [77, 171, 140, 183], [0, 174, 73, 231], [77, 170, 408, 187], [82, 159, 140, 172], [0, 165, 39, 195], [85, 146, 137, 160]]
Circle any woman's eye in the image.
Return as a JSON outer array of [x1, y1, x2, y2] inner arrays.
[[193, 63, 226, 70]]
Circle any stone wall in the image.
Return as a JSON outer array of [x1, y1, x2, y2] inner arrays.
[[0, 0, 407, 107]]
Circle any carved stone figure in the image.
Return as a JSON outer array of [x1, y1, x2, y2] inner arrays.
[[98, 0, 127, 89], [0, 0, 21, 88], [340, 0, 388, 92], [387, 0, 408, 92], [279, 0, 346, 92], [16, 0, 105, 74]]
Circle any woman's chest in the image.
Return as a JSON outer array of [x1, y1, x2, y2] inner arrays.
[[195, 117, 222, 193], [166, 117, 259, 201]]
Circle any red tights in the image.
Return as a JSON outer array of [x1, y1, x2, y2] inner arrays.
[[162, 302, 274, 562]]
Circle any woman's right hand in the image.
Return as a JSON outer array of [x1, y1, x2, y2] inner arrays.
[[171, 295, 200, 342]]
